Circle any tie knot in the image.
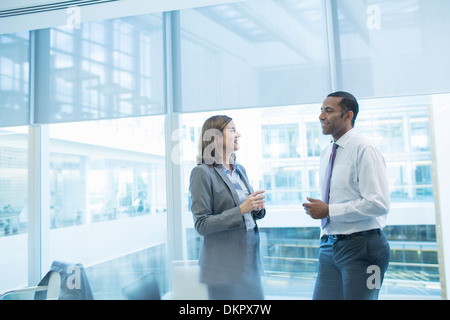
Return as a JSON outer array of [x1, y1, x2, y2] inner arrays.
[[332, 143, 338, 152]]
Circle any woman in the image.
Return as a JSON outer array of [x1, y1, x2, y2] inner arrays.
[[189, 115, 266, 300]]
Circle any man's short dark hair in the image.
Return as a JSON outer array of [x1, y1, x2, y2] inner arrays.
[[327, 91, 359, 126]]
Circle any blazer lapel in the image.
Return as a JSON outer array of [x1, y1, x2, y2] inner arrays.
[[214, 166, 241, 206]]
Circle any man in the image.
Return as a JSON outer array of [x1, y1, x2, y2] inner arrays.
[[303, 91, 390, 300]]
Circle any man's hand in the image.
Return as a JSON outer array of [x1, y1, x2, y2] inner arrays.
[[302, 197, 329, 220]]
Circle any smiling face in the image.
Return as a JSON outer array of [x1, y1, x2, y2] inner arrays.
[[319, 96, 354, 141], [222, 120, 241, 154]]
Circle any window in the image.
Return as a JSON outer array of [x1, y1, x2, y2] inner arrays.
[[0, 127, 28, 293], [410, 116, 430, 152], [262, 124, 300, 159], [1, 0, 450, 301], [0, 32, 29, 127], [306, 122, 321, 157], [336, 0, 450, 97], [179, 0, 330, 112], [181, 94, 440, 299], [47, 116, 167, 299], [35, 13, 164, 124], [414, 162, 433, 199]]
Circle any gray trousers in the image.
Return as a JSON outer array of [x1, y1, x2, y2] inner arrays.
[[313, 229, 390, 300]]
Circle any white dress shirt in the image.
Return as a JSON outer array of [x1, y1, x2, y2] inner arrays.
[[320, 128, 390, 235]]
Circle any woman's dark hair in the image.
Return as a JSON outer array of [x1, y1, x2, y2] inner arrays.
[[327, 91, 359, 126], [196, 115, 234, 166]]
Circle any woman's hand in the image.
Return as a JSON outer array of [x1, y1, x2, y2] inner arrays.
[[240, 190, 266, 214]]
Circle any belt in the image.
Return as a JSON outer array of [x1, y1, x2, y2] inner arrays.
[[324, 228, 381, 240]]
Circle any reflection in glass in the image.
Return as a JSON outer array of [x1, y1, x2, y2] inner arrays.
[[0, 127, 28, 236], [180, 0, 330, 112], [0, 32, 29, 127], [336, 0, 450, 97], [48, 116, 167, 299], [0, 127, 28, 292], [49, 117, 166, 227], [37, 14, 164, 124]]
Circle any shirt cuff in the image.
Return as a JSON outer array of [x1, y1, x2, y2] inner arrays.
[[328, 203, 347, 223]]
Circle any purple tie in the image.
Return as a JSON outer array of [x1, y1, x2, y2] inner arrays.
[[322, 143, 338, 229]]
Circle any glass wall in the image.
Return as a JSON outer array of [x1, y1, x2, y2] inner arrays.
[[179, 0, 331, 112], [1, 0, 450, 300], [0, 29, 29, 296], [180, 93, 441, 299], [176, 0, 449, 299], [0, 127, 28, 293], [47, 116, 167, 299], [0, 32, 29, 127], [35, 13, 164, 124], [335, 0, 450, 98]]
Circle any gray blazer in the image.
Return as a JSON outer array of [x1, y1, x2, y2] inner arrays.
[[189, 163, 266, 284]]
